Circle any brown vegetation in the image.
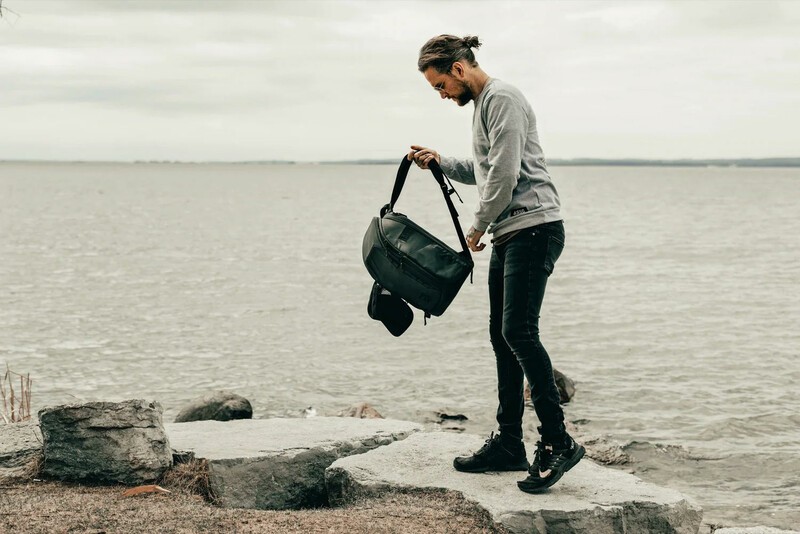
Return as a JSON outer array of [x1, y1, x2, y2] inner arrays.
[[0, 481, 503, 533], [0, 1, 8, 18], [158, 457, 215, 502], [0, 452, 502, 532], [1, 365, 33, 424]]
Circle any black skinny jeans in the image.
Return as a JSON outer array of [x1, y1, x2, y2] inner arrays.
[[488, 220, 566, 444]]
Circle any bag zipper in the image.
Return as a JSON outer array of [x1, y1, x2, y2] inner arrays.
[[384, 213, 472, 269], [374, 227, 439, 290]]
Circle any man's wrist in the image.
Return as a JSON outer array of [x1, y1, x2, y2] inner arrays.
[[472, 218, 490, 233]]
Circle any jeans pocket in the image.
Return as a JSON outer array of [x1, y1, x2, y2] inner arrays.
[[543, 234, 564, 275]]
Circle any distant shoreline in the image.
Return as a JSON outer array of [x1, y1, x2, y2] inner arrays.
[[1, 158, 799, 168], [316, 157, 800, 168]]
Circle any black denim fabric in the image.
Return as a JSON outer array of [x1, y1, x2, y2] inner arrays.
[[488, 220, 566, 444]]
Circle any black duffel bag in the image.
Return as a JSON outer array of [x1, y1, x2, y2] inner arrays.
[[362, 156, 473, 321]]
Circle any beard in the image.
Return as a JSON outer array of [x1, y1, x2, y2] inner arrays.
[[455, 81, 474, 106]]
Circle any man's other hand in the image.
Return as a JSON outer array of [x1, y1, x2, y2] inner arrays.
[[408, 145, 440, 169], [466, 226, 486, 252]]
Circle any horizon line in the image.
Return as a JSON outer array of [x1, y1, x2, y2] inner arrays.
[[1, 156, 799, 168]]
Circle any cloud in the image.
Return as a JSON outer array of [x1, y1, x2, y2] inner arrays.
[[1, 0, 798, 160]]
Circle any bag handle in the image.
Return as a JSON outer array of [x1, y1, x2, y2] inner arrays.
[[383, 156, 469, 254]]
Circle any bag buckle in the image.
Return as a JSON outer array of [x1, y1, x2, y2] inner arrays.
[[442, 176, 463, 204]]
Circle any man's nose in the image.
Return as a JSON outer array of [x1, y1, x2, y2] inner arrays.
[[440, 92, 448, 100]]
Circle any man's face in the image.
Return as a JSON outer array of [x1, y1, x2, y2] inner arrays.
[[423, 65, 474, 106]]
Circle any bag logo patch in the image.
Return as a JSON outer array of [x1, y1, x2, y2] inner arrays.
[[510, 207, 528, 217]]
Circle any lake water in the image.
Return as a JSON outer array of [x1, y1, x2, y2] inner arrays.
[[1, 162, 798, 530]]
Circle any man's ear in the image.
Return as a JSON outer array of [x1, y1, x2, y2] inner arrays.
[[451, 61, 466, 79]]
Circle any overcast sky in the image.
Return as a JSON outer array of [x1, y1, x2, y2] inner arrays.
[[1, 0, 798, 161]]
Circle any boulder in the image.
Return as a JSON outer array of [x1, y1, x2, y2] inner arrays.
[[337, 402, 383, 419], [0, 419, 43, 480], [38, 400, 172, 484], [524, 367, 576, 406], [553, 368, 577, 403], [174, 391, 252, 423], [326, 432, 702, 534], [165, 417, 422, 509]]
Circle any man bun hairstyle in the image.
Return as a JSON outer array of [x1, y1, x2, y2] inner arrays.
[[418, 34, 482, 73]]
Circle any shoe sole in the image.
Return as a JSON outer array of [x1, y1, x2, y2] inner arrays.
[[453, 459, 530, 473], [516, 445, 585, 493]]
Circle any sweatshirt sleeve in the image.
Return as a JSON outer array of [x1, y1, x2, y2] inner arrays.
[[438, 156, 476, 185], [472, 92, 527, 232]]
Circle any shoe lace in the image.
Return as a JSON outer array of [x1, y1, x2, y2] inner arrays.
[[476, 431, 501, 456], [544, 439, 573, 470], [530, 440, 553, 473]]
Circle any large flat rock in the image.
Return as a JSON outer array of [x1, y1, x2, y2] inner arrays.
[[715, 529, 800, 534], [326, 432, 703, 534], [165, 417, 422, 510]]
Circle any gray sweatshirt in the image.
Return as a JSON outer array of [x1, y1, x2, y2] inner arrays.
[[439, 78, 562, 238]]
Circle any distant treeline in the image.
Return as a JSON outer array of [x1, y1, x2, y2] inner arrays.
[[317, 157, 800, 168], [2, 158, 799, 167], [548, 158, 800, 168]]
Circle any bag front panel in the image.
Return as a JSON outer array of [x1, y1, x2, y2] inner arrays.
[[364, 244, 444, 314], [381, 214, 473, 280], [362, 215, 474, 317]]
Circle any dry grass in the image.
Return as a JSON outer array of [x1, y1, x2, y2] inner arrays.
[[0, 0, 17, 20], [0, 455, 503, 533], [0, 452, 43, 486], [1, 365, 33, 424], [16, 451, 43, 481], [0, 480, 504, 534], [158, 457, 216, 503]]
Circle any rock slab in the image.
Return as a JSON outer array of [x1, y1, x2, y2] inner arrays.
[[0, 420, 42, 479], [39, 400, 172, 484], [326, 432, 703, 534], [174, 390, 253, 423], [166, 417, 422, 510]]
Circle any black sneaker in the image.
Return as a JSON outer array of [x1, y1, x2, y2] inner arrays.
[[517, 437, 585, 493], [453, 432, 530, 473], [521, 440, 553, 483]]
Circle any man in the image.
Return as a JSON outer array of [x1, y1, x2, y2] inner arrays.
[[408, 34, 584, 493]]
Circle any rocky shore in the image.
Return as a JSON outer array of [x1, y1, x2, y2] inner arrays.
[[1, 396, 796, 533]]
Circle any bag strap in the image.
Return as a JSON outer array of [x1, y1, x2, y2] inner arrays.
[[384, 156, 470, 253]]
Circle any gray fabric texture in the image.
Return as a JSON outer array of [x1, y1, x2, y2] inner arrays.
[[439, 78, 562, 237]]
